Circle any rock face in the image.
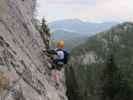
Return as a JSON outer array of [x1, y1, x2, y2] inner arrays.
[[0, 0, 68, 100]]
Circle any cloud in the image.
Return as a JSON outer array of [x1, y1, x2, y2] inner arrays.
[[37, 0, 133, 22], [66, 0, 133, 21], [45, 0, 96, 5]]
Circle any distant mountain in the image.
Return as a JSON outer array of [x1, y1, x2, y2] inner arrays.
[[49, 19, 119, 50], [51, 30, 88, 50], [49, 19, 119, 35]]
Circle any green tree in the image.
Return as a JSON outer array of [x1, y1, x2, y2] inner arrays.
[[100, 54, 133, 100], [39, 18, 51, 49]]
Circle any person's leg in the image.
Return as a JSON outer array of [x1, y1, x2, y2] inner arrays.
[[47, 58, 56, 70], [52, 69, 60, 86]]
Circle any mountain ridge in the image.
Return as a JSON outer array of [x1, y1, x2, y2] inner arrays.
[[49, 19, 119, 35], [66, 22, 133, 100], [50, 19, 119, 50]]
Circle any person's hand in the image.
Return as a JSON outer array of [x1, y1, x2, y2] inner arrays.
[[47, 58, 53, 64], [42, 49, 46, 53]]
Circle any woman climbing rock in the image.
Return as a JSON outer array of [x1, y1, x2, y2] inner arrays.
[[43, 40, 69, 86]]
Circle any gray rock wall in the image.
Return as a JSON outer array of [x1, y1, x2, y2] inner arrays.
[[0, 0, 68, 100]]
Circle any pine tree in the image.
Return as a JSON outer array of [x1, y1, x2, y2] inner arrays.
[[100, 54, 133, 100], [39, 18, 51, 49]]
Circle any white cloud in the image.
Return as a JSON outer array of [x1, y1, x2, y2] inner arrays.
[[37, 0, 133, 22], [45, 0, 95, 5]]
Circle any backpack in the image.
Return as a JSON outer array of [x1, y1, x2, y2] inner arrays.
[[63, 50, 69, 64], [56, 49, 69, 64]]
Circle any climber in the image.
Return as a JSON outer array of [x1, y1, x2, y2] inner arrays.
[[43, 40, 69, 71], [43, 40, 69, 87]]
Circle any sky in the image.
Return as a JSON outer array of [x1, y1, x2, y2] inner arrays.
[[36, 0, 133, 22]]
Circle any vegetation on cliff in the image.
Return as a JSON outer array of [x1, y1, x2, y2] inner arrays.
[[66, 22, 133, 100]]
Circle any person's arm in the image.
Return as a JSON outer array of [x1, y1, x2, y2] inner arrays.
[[43, 49, 57, 55]]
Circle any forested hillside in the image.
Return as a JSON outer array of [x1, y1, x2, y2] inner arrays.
[[66, 22, 133, 100]]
